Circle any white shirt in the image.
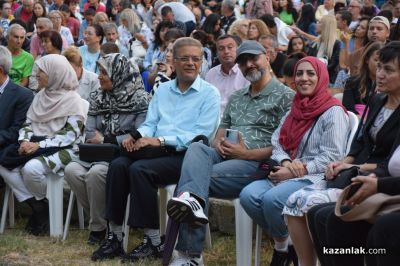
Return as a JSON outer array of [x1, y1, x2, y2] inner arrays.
[[274, 17, 293, 46], [157, 2, 195, 23], [205, 64, 250, 115]]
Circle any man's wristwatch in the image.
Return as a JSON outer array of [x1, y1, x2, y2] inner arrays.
[[158, 136, 165, 147]]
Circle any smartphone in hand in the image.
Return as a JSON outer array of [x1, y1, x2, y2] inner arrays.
[[224, 129, 240, 144], [346, 183, 362, 200]]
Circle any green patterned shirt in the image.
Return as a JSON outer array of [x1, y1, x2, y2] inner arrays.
[[220, 77, 294, 149]]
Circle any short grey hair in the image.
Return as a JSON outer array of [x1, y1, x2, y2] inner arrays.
[[36, 17, 53, 29], [0, 46, 12, 74], [222, 0, 236, 11], [173, 37, 203, 58], [260, 34, 279, 49], [7, 24, 26, 38], [103, 22, 118, 34]]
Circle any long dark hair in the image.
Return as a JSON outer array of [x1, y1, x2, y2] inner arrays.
[[27, 1, 46, 32], [347, 41, 384, 100], [287, 35, 306, 55], [277, 0, 298, 22], [352, 17, 370, 47], [31, 1, 47, 23], [297, 4, 315, 33], [202, 13, 220, 35], [154, 21, 174, 48]]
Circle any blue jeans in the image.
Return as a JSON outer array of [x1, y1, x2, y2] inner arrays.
[[239, 179, 312, 238], [175, 142, 259, 255]]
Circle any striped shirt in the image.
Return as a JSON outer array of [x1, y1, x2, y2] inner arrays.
[[271, 106, 350, 184]]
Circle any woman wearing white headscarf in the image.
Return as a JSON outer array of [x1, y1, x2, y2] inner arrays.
[[0, 54, 88, 236]]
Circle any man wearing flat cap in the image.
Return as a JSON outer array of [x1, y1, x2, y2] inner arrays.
[[166, 40, 295, 265]]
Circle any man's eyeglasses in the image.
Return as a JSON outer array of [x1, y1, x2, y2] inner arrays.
[[236, 54, 262, 65], [174, 56, 202, 63], [348, 5, 360, 8]]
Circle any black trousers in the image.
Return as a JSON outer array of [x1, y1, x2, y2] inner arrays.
[[105, 153, 185, 229], [308, 203, 400, 266]]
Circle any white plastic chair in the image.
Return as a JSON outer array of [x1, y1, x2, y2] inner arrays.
[[46, 172, 65, 237], [62, 191, 85, 240], [0, 184, 15, 233], [233, 198, 253, 266], [346, 111, 359, 154], [253, 111, 361, 265], [47, 172, 86, 238], [0, 174, 83, 238], [333, 93, 343, 103], [122, 185, 212, 252]]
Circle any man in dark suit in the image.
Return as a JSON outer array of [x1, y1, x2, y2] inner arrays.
[[0, 45, 33, 187]]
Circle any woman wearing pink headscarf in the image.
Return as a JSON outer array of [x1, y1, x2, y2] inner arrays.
[[239, 56, 349, 265]]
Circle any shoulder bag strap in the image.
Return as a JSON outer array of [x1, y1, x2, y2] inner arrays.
[[298, 115, 321, 158]]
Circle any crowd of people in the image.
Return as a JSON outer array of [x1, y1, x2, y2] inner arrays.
[[0, 0, 400, 265]]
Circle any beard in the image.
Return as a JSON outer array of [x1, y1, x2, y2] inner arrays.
[[245, 68, 265, 83]]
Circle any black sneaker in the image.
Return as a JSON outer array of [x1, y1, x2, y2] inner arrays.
[[288, 245, 298, 266], [87, 229, 107, 245], [91, 232, 125, 261], [270, 249, 290, 266], [122, 235, 164, 263]]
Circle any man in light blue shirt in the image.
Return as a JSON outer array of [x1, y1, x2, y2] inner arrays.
[[91, 37, 220, 263]]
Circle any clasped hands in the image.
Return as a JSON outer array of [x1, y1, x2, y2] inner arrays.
[[122, 135, 160, 152], [268, 160, 308, 184], [18, 141, 40, 155]]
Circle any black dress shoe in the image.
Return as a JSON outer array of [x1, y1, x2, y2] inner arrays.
[[87, 229, 107, 245], [270, 249, 290, 266]]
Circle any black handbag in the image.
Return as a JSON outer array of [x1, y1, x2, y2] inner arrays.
[[326, 165, 361, 189], [0, 136, 66, 169], [79, 143, 120, 162], [252, 158, 280, 179]]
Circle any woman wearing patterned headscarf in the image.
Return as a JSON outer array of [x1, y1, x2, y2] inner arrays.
[[64, 53, 150, 245], [0, 54, 88, 236]]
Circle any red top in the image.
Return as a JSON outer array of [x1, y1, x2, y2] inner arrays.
[[19, 8, 33, 23], [67, 17, 80, 40]]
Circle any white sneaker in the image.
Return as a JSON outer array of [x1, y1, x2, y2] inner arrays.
[[167, 192, 208, 226], [169, 250, 204, 266]]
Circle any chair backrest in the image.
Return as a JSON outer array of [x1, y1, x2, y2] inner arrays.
[[334, 93, 344, 103], [81, 99, 90, 142], [346, 111, 359, 154]]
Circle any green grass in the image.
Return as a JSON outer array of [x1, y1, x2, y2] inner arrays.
[[0, 219, 274, 265]]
